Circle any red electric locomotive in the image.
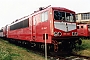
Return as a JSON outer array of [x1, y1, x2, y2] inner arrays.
[[7, 6, 80, 52], [77, 24, 90, 38]]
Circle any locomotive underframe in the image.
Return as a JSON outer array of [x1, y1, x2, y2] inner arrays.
[[8, 36, 81, 52]]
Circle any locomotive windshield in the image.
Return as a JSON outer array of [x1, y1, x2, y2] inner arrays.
[[54, 11, 75, 22]]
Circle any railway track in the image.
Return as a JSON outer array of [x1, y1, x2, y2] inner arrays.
[[16, 43, 90, 60], [27, 47, 90, 60], [49, 55, 90, 60], [49, 52, 90, 60]]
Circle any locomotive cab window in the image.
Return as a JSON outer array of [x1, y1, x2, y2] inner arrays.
[[54, 11, 75, 22], [54, 11, 65, 20], [41, 11, 48, 22], [66, 13, 75, 22]]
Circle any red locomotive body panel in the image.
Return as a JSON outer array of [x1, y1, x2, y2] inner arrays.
[[77, 24, 90, 37], [7, 6, 78, 44]]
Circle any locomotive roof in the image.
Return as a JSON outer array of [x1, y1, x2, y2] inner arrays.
[[52, 7, 75, 13], [10, 6, 75, 25], [32, 7, 75, 14]]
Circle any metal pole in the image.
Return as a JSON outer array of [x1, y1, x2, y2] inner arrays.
[[45, 33, 47, 60]]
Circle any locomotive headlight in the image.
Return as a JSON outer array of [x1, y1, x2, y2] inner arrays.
[[72, 32, 75, 36], [54, 32, 58, 36], [57, 32, 62, 36], [75, 32, 78, 36], [54, 32, 62, 36], [72, 32, 78, 36]]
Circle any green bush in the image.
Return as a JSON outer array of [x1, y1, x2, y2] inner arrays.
[[75, 40, 90, 51]]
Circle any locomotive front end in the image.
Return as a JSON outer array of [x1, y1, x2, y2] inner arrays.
[[53, 9, 78, 39], [50, 7, 80, 52]]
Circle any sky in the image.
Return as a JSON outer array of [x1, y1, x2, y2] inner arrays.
[[0, 0, 90, 28]]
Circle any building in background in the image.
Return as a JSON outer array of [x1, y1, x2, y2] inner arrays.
[[76, 12, 90, 24]]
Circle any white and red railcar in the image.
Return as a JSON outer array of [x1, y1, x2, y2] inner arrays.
[[0, 25, 8, 38], [6, 6, 80, 51], [77, 24, 90, 38]]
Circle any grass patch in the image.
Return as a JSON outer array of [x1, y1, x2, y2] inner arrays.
[[77, 39, 90, 50], [0, 38, 45, 60], [74, 39, 90, 56]]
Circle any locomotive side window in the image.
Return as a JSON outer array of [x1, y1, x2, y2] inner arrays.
[[10, 24, 14, 30], [41, 12, 44, 22], [10, 18, 29, 30], [20, 21, 23, 28], [41, 11, 48, 22], [33, 16, 36, 25], [45, 12, 48, 21], [23, 18, 29, 28]]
